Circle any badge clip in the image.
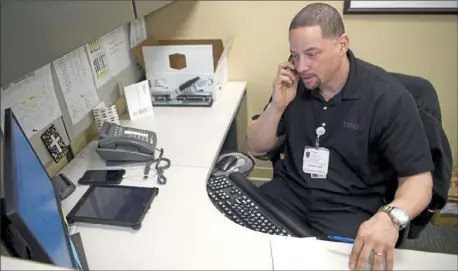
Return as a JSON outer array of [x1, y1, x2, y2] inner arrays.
[[315, 126, 326, 148]]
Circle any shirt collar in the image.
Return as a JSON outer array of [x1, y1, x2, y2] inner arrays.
[[340, 49, 360, 100]]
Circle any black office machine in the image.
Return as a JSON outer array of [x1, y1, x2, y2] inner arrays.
[[150, 77, 214, 107]]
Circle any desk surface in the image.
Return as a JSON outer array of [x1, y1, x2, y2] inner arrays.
[[60, 156, 272, 269], [120, 81, 247, 168], [0, 256, 74, 270], [58, 81, 273, 270], [44, 81, 454, 270]]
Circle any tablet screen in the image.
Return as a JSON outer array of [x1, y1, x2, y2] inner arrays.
[[69, 185, 158, 225]]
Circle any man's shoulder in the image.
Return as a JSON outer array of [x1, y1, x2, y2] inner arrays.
[[355, 57, 409, 99]]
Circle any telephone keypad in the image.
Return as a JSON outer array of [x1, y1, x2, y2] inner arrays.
[[114, 127, 124, 137]]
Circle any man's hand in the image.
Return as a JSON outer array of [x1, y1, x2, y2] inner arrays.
[[272, 60, 299, 111], [349, 212, 399, 270]]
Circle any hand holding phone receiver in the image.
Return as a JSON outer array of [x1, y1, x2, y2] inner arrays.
[[272, 55, 299, 110]]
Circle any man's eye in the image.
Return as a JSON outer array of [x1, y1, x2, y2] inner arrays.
[[307, 52, 318, 58]]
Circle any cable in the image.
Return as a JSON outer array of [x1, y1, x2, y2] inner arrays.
[[143, 148, 171, 185], [72, 142, 171, 185]]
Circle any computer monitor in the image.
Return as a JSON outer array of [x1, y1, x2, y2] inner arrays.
[[0, 108, 76, 269]]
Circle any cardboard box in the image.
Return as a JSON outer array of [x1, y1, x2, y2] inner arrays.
[[133, 37, 233, 100]]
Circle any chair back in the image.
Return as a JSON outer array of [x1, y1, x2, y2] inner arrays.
[[389, 72, 442, 122], [388, 72, 452, 239]]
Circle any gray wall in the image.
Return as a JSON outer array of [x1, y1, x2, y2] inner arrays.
[[1, 1, 174, 165]]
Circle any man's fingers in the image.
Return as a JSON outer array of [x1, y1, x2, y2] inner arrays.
[[277, 75, 293, 87], [278, 61, 295, 70], [372, 246, 386, 271], [279, 68, 297, 82], [356, 245, 373, 270], [349, 238, 364, 270], [386, 248, 395, 271]]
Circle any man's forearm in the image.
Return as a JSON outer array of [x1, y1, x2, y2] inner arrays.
[[247, 103, 285, 155], [388, 172, 433, 219]]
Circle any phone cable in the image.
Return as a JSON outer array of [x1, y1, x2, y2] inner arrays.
[[143, 148, 171, 185]]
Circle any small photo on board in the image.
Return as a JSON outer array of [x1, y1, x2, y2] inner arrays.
[[41, 125, 68, 163]]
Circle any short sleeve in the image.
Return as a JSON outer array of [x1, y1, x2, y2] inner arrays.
[[251, 96, 286, 136], [379, 92, 434, 177]]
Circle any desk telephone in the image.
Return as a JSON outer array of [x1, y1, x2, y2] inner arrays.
[[95, 122, 158, 164]]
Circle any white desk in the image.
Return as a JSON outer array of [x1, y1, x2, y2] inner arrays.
[[119, 81, 247, 168], [56, 81, 273, 270], [1, 255, 74, 270], [60, 161, 272, 270]]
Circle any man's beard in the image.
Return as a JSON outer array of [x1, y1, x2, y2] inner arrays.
[[301, 75, 321, 90]]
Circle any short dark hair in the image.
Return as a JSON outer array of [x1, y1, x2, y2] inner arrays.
[[289, 3, 345, 38]]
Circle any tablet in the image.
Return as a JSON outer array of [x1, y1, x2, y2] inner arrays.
[[67, 185, 159, 230]]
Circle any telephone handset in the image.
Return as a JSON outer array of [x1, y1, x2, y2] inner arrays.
[[288, 55, 297, 74], [95, 122, 158, 163]]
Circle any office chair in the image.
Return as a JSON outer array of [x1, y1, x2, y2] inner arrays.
[[252, 72, 452, 248]]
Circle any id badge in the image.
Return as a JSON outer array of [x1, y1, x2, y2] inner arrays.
[[303, 146, 330, 177], [311, 173, 327, 179]]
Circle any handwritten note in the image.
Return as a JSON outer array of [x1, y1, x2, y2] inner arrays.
[[1, 64, 62, 138], [103, 25, 133, 76], [53, 46, 100, 125], [130, 17, 147, 49]]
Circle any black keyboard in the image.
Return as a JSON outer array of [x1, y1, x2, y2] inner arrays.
[[207, 174, 296, 236]]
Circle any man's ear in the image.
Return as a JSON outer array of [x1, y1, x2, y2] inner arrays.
[[338, 34, 350, 55]]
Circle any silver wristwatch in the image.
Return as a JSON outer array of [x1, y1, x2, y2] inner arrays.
[[379, 205, 410, 230]]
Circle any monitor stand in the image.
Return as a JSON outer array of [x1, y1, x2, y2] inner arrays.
[[70, 233, 89, 271]]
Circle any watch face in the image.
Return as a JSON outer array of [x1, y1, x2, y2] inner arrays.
[[391, 208, 409, 225]]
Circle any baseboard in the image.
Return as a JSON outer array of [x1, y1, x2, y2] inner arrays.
[[249, 166, 273, 180], [248, 176, 271, 182]]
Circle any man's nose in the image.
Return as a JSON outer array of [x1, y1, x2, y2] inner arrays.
[[295, 56, 311, 73]]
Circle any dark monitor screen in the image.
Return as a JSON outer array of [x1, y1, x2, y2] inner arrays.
[[2, 108, 75, 269]]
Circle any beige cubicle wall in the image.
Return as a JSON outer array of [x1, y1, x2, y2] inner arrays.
[[144, 0, 458, 179]]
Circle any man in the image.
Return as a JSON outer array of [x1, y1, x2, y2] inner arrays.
[[246, 3, 434, 271]]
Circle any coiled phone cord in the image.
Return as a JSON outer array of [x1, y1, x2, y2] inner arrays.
[[143, 148, 171, 185]]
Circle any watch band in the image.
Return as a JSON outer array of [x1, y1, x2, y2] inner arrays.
[[379, 205, 408, 230], [379, 205, 394, 213]]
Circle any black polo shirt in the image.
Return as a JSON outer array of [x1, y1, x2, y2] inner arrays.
[[253, 50, 434, 236]]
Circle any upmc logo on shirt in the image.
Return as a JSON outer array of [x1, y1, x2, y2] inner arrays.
[[343, 121, 364, 131]]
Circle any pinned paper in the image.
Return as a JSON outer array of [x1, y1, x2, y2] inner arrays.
[[0, 63, 62, 138], [123, 80, 154, 120], [130, 17, 147, 49], [53, 46, 100, 125]]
